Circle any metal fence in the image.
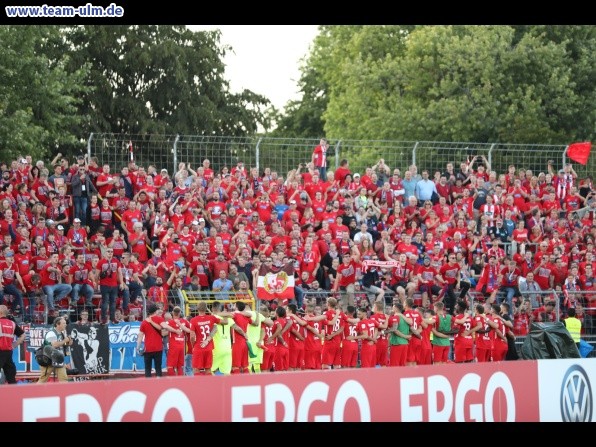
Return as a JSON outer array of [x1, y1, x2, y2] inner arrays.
[[88, 134, 587, 180]]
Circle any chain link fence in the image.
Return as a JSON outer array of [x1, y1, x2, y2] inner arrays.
[[89, 133, 580, 180]]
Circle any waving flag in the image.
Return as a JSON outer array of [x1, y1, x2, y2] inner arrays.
[[567, 142, 591, 165], [257, 262, 295, 301]]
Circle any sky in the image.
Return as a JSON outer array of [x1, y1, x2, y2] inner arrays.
[[188, 25, 319, 111]]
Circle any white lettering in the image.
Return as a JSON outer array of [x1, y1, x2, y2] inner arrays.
[[106, 391, 147, 421], [265, 383, 295, 422], [427, 375, 453, 421], [297, 382, 329, 422], [401, 372, 516, 422], [65, 394, 102, 422], [484, 372, 515, 422], [232, 380, 372, 422], [400, 377, 424, 422], [23, 397, 60, 422], [232, 385, 261, 422], [151, 389, 195, 422], [455, 373, 481, 421], [333, 380, 371, 422]]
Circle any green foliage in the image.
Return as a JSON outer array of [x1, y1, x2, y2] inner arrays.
[[280, 25, 594, 159], [0, 26, 88, 162]]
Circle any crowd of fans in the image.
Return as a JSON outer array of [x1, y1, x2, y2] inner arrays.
[[0, 145, 595, 345]]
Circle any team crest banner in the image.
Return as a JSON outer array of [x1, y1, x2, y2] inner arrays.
[[257, 263, 295, 301]]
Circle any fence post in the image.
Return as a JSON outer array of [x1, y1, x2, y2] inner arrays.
[[488, 143, 496, 168], [562, 145, 568, 168], [412, 141, 419, 166], [255, 137, 262, 172], [173, 134, 180, 175], [335, 140, 341, 170], [87, 133, 93, 159]]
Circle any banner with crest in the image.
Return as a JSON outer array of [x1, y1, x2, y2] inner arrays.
[[257, 262, 295, 301]]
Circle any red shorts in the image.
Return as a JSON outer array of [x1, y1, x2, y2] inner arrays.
[[274, 345, 289, 371], [192, 347, 213, 370], [341, 341, 358, 368], [360, 343, 376, 368], [454, 339, 474, 363], [321, 341, 341, 367], [289, 345, 305, 369], [261, 347, 274, 371], [167, 345, 184, 368], [375, 339, 388, 367], [432, 345, 449, 363], [304, 348, 322, 370], [418, 347, 432, 365], [406, 341, 421, 363], [232, 340, 249, 368], [475, 346, 491, 362], [389, 344, 408, 367], [491, 342, 508, 362]]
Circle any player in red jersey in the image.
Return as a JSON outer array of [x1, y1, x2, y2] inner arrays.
[[403, 298, 424, 366], [356, 306, 379, 368], [453, 300, 481, 363], [489, 303, 509, 361], [165, 306, 191, 376], [340, 305, 359, 368], [473, 303, 493, 363], [369, 300, 389, 367], [287, 303, 307, 371], [270, 305, 293, 372], [318, 297, 345, 369], [303, 302, 325, 370], [417, 307, 434, 365], [230, 301, 252, 374], [189, 301, 221, 375]]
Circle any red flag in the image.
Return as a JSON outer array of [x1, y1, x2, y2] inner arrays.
[[128, 140, 134, 161], [567, 141, 591, 165]]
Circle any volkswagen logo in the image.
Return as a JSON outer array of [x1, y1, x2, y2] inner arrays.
[[560, 364, 593, 422]]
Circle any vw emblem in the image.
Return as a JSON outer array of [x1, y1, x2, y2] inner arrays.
[[560, 365, 593, 422]]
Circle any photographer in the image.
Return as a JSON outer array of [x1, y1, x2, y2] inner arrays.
[[38, 317, 72, 383]]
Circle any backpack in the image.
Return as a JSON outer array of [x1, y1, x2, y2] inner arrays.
[[35, 329, 60, 367], [35, 346, 52, 367]]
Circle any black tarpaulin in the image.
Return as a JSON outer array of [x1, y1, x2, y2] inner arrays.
[[520, 322, 581, 359]]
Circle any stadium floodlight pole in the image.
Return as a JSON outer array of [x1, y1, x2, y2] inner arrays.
[[255, 137, 262, 173], [412, 141, 419, 167]]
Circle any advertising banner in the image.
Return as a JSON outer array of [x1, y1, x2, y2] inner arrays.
[[537, 359, 596, 422], [2, 360, 540, 422]]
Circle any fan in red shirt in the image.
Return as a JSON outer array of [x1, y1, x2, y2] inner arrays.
[[532, 300, 557, 323], [332, 254, 360, 309], [438, 253, 461, 315], [513, 300, 532, 336]]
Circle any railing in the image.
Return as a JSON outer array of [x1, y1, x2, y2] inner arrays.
[[88, 134, 580, 181], [180, 290, 256, 317]]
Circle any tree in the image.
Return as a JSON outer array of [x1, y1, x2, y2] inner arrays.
[[0, 26, 88, 162], [64, 25, 272, 137], [279, 25, 593, 171]]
